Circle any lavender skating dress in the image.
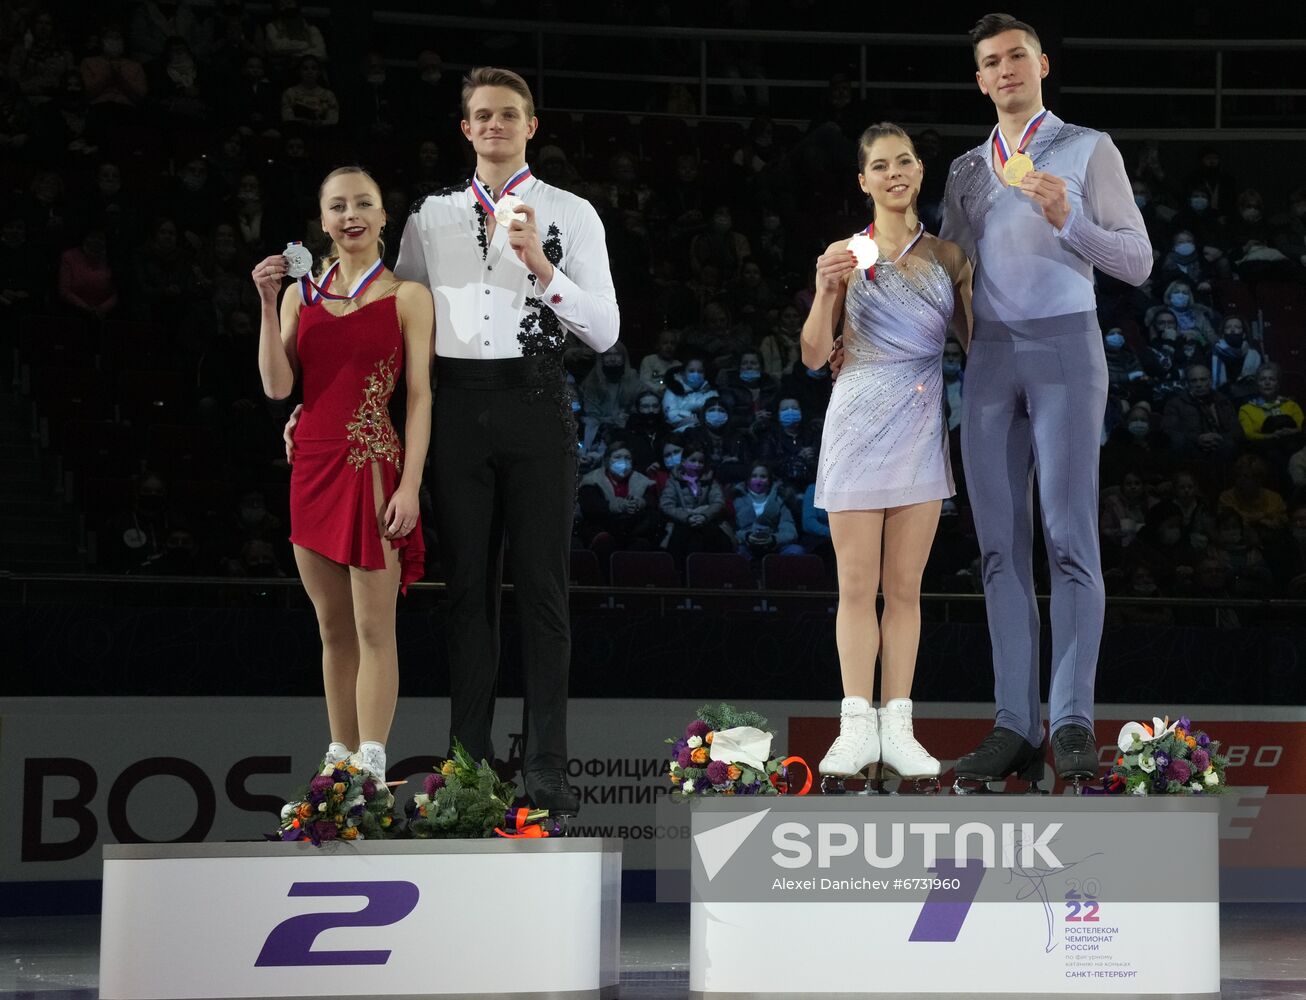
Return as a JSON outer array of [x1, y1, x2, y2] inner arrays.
[[814, 240, 955, 512]]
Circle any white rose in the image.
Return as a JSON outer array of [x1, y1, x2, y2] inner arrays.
[[669, 760, 680, 773], [317, 802, 327, 811], [1204, 770, 1220, 786], [683, 779, 695, 794], [1138, 753, 1156, 773], [687, 735, 703, 749], [280, 802, 297, 821], [1130, 784, 1148, 796], [1189, 782, 1204, 793], [413, 793, 429, 807]]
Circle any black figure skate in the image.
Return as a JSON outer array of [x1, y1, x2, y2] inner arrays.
[[951, 727, 1047, 794], [1051, 724, 1099, 793]]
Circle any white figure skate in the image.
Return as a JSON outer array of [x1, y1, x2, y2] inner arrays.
[[818, 696, 881, 794], [877, 698, 942, 793]]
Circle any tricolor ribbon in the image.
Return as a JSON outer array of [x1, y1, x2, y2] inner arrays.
[[859, 221, 925, 280], [470, 164, 532, 216], [993, 108, 1048, 169], [300, 257, 385, 306]]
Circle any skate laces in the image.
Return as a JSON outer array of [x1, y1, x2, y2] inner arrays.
[[1052, 726, 1093, 754]]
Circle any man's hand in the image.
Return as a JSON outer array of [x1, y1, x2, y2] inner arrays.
[[508, 204, 555, 288], [1019, 170, 1071, 230], [829, 336, 845, 381], [283, 403, 302, 463]]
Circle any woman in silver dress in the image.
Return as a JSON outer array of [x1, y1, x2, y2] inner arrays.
[[801, 122, 973, 792]]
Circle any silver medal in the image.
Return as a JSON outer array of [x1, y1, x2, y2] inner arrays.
[[283, 242, 314, 279]]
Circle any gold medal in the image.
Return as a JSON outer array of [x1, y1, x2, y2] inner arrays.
[[1003, 152, 1034, 186]]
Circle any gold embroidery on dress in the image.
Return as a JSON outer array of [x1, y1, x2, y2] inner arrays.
[[346, 352, 403, 472]]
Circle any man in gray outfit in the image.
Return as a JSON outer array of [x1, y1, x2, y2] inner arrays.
[[941, 13, 1151, 790]]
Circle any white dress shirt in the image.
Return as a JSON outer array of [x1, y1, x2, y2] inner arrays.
[[395, 171, 620, 360]]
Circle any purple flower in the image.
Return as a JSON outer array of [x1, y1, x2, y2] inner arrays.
[[313, 821, 337, 843], [280, 828, 301, 842], [332, 768, 349, 782], [706, 760, 729, 785], [1177, 716, 1191, 732], [349, 804, 365, 816], [1189, 748, 1210, 773], [1197, 733, 1210, 748], [309, 790, 326, 805], [423, 773, 445, 796], [677, 748, 693, 769], [672, 738, 688, 756], [362, 779, 377, 798], [1166, 759, 1192, 785], [310, 775, 334, 793], [686, 720, 710, 740], [1152, 772, 1169, 793], [1154, 750, 1171, 770]]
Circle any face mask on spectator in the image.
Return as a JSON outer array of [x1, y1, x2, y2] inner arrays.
[[1128, 420, 1149, 438], [942, 360, 961, 377], [1169, 291, 1190, 309], [1189, 196, 1208, 212], [739, 369, 760, 382], [1105, 332, 1125, 350], [609, 458, 631, 478], [682, 460, 703, 477], [663, 451, 682, 468], [779, 409, 802, 427], [684, 370, 705, 389], [806, 367, 828, 379], [1182, 344, 1197, 359], [570, 398, 581, 413], [705, 408, 729, 428], [1174, 241, 1195, 257], [1133, 194, 1148, 209], [748, 476, 769, 494], [602, 362, 624, 382], [1158, 327, 1178, 342]]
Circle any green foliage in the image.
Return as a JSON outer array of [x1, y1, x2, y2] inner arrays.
[[696, 703, 771, 733]]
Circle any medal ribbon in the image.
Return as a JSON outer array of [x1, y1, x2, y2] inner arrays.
[[861, 221, 925, 279], [470, 164, 532, 215], [300, 257, 385, 306], [993, 108, 1048, 168]]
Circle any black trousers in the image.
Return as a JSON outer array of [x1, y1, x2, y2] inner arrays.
[[432, 356, 576, 774]]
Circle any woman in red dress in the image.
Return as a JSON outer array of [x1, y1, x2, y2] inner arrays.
[[252, 166, 433, 782]]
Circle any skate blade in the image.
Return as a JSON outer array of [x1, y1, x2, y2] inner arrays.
[[878, 764, 942, 795]]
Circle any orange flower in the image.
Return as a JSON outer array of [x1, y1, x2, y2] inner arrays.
[[727, 765, 742, 780], [1186, 736, 1197, 748], [297, 803, 313, 819], [690, 747, 709, 765], [705, 731, 715, 745], [669, 774, 682, 785], [1175, 728, 1186, 740], [333, 782, 346, 796], [340, 827, 358, 840]]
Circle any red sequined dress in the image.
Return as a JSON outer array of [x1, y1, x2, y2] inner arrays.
[[289, 294, 424, 591]]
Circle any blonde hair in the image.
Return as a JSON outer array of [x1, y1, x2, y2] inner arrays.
[[461, 66, 535, 120], [315, 165, 385, 277]]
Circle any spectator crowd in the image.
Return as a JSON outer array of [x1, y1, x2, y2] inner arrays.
[[4, 2, 1306, 601]]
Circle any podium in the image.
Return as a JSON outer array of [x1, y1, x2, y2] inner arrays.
[[688, 796, 1219, 997], [100, 838, 622, 999]]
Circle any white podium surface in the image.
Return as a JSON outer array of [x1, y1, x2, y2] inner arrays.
[[100, 838, 622, 999], [687, 797, 1220, 998]]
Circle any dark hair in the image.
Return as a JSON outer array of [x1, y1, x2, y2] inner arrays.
[[857, 122, 921, 227], [461, 66, 534, 120], [969, 13, 1042, 63]]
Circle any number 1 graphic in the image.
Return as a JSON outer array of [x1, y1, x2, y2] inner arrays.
[[908, 860, 987, 942]]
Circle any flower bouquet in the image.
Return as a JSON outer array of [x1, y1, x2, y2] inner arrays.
[[407, 741, 561, 838], [273, 757, 398, 845], [666, 703, 810, 796], [1103, 715, 1229, 795]]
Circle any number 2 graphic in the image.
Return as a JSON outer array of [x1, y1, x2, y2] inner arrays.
[[256, 881, 420, 967], [1064, 878, 1100, 922]]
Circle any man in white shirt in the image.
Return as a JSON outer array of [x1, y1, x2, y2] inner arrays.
[[395, 67, 619, 815]]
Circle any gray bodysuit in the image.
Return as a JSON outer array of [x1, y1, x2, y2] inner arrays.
[[940, 110, 1150, 745]]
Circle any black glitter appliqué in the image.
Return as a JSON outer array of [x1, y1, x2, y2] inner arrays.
[[514, 219, 572, 450], [474, 204, 488, 260]]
